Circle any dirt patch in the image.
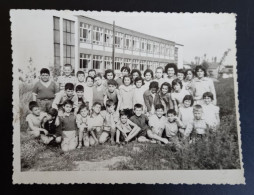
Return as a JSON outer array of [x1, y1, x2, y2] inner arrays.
[[73, 156, 132, 171]]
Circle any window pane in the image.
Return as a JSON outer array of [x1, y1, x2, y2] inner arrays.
[[63, 32, 67, 44], [54, 17, 60, 30], [63, 45, 67, 57], [71, 58, 75, 67], [54, 57, 60, 66], [71, 46, 75, 57], [67, 46, 71, 57], [54, 30, 60, 43], [67, 21, 71, 32], [63, 20, 67, 32], [71, 34, 75, 45], [71, 22, 75, 33], [54, 44, 60, 57]]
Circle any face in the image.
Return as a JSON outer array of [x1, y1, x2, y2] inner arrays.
[[196, 69, 205, 79], [86, 78, 94, 87], [121, 69, 129, 77], [41, 73, 50, 82], [167, 113, 176, 123], [186, 71, 193, 81], [161, 85, 169, 94], [59, 83, 65, 91], [80, 108, 89, 118], [173, 83, 181, 92], [135, 80, 143, 88], [77, 74, 85, 82], [204, 96, 212, 105], [155, 69, 163, 79], [167, 68, 175, 77], [106, 72, 114, 80], [132, 72, 139, 81], [76, 91, 84, 98], [156, 108, 164, 118], [106, 105, 115, 113], [88, 71, 96, 78], [65, 89, 74, 97], [94, 77, 102, 86], [194, 110, 202, 120], [93, 104, 101, 114], [63, 66, 72, 76], [63, 104, 73, 113], [108, 84, 116, 92], [150, 87, 158, 94], [32, 107, 40, 116], [177, 73, 184, 81], [183, 100, 192, 108], [123, 77, 131, 86], [120, 115, 128, 124], [134, 107, 143, 117], [145, 72, 152, 81]]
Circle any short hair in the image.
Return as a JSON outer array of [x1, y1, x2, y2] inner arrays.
[[195, 65, 208, 77], [149, 81, 159, 90], [106, 99, 114, 107], [120, 66, 131, 74], [155, 66, 164, 72], [165, 63, 178, 75], [28, 101, 39, 111], [134, 103, 143, 110], [64, 64, 72, 69], [92, 102, 102, 107], [86, 76, 94, 82], [144, 69, 154, 78], [203, 92, 214, 100], [104, 69, 115, 79], [131, 69, 142, 78], [122, 75, 133, 85], [155, 104, 164, 111], [63, 99, 74, 107], [193, 104, 203, 112], [75, 85, 84, 92], [65, 83, 74, 91], [40, 68, 50, 75], [167, 109, 177, 116], [177, 69, 185, 76], [134, 77, 145, 85], [107, 79, 118, 87], [160, 82, 172, 93], [77, 103, 89, 114], [47, 108, 58, 117], [76, 70, 85, 77], [185, 69, 195, 78], [183, 95, 194, 106], [119, 110, 129, 117], [88, 69, 96, 76], [94, 73, 102, 79], [172, 78, 183, 89]]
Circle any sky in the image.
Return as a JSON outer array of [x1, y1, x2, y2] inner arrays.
[[77, 11, 237, 65]]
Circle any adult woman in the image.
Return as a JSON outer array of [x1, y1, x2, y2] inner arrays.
[[164, 63, 178, 85]]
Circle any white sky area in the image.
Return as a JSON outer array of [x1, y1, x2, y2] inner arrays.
[[81, 11, 237, 65]]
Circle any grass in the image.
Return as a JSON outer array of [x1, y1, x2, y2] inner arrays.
[[19, 78, 241, 171]]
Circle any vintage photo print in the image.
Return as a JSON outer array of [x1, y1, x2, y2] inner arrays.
[[11, 10, 245, 184]]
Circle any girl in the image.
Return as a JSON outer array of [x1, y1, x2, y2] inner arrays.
[[143, 69, 154, 90], [178, 95, 194, 136], [202, 92, 220, 131], [184, 69, 195, 94], [130, 69, 142, 85], [176, 69, 188, 93], [192, 65, 217, 105], [119, 75, 134, 118], [171, 78, 190, 113], [115, 66, 131, 88], [93, 73, 106, 109], [103, 69, 115, 87], [132, 77, 146, 112], [83, 76, 94, 109], [164, 63, 178, 85], [76, 104, 89, 148], [158, 82, 174, 114]]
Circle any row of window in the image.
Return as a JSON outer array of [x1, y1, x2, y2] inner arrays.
[[79, 53, 168, 71], [79, 22, 175, 57]]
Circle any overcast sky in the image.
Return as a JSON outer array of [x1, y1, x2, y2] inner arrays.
[[77, 11, 236, 65]]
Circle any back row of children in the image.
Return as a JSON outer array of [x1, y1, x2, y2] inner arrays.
[[28, 63, 219, 151]]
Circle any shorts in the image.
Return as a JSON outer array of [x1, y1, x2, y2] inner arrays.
[[137, 128, 148, 138], [61, 130, 78, 150]]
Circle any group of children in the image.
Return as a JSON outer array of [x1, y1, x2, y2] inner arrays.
[[26, 63, 220, 152]]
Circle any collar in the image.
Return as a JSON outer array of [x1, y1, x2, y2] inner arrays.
[[64, 75, 72, 78], [193, 77, 209, 82]]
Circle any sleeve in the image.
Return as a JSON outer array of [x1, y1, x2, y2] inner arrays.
[[184, 121, 194, 137], [53, 81, 59, 94], [72, 95, 79, 109], [25, 114, 32, 123], [52, 92, 62, 109], [209, 79, 217, 104], [32, 82, 39, 94], [148, 115, 155, 127], [171, 93, 176, 101], [76, 114, 82, 129], [215, 106, 220, 114], [143, 92, 151, 112]]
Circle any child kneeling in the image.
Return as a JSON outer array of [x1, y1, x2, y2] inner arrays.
[[76, 104, 89, 148]]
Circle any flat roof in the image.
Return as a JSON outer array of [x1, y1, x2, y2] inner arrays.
[[76, 15, 184, 46]]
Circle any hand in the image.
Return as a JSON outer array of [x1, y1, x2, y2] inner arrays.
[[43, 129, 48, 135], [123, 133, 127, 139]]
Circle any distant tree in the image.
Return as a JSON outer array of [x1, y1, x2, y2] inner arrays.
[[201, 61, 209, 70]]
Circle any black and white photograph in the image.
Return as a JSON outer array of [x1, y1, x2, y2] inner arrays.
[[11, 10, 244, 184]]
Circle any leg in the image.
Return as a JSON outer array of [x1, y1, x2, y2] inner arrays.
[[77, 127, 84, 148], [125, 126, 140, 142], [99, 131, 110, 144], [28, 129, 41, 138], [40, 134, 53, 144], [137, 136, 150, 143], [116, 129, 120, 143], [147, 130, 169, 144], [61, 138, 69, 152], [83, 133, 90, 147], [55, 136, 62, 143], [110, 127, 116, 144], [68, 135, 78, 151], [89, 135, 96, 146]]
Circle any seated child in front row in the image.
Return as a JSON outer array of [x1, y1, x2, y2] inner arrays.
[[59, 100, 78, 152], [76, 104, 89, 148], [116, 110, 141, 145], [103, 79, 121, 112]]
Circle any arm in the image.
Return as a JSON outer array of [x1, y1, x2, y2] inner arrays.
[[90, 130, 98, 143], [209, 79, 217, 105], [52, 92, 61, 110], [175, 116, 184, 129], [103, 94, 108, 108], [116, 90, 121, 112], [143, 93, 151, 112], [128, 119, 141, 131], [27, 117, 48, 134], [184, 122, 193, 138]]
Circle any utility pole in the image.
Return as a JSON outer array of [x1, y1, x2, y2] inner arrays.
[[112, 21, 115, 71]]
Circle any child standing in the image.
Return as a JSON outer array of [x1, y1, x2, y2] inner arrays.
[[153, 67, 165, 87], [59, 100, 78, 152], [93, 74, 106, 109], [103, 69, 115, 87], [76, 104, 89, 148], [115, 66, 131, 88], [57, 64, 76, 90], [184, 69, 195, 94], [202, 92, 220, 131], [75, 70, 86, 89], [103, 79, 121, 112], [83, 76, 94, 109], [88, 69, 96, 78], [32, 68, 59, 112], [164, 63, 178, 85], [130, 69, 142, 84], [75, 85, 86, 108], [143, 69, 154, 90], [132, 77, 146, 110], [158, 82, 174, 114]]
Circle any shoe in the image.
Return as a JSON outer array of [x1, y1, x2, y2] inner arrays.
[[77, 144, 82, 149]]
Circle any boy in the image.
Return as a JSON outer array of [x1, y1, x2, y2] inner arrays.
[[75, 85, 87, 108], [83, 76, 94, 109], [88, 69, 96, 78], [164, 109, 184, 144], [75, 70, 86, 89], [26, 101, 48, 138], [148, 104, 169, 144], [129, 104, 154, 143], [116, 110, 141, 145], [184, 104, 210, 142], [104, 79, 121, 111], [59, 100, 78, 151], [52, 83, 78, 116], [32, 68, 59, 112], [115, 66, 131, 88], [93, 73, 106, 108], [87, 102, 104, 146], [99, 100, 119, 145], [153, 67, 165, 87], [57, 64, 76, 90]]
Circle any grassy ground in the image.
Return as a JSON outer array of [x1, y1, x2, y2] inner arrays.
[[19, 78, 241, 171]]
